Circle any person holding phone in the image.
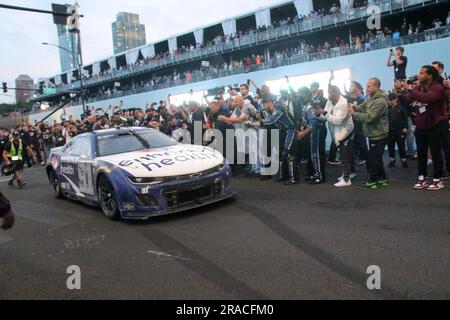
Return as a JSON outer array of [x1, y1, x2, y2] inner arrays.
[[387, 47, 408, 81]]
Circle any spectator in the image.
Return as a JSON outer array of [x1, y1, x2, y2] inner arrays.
[[398, 65, 447, 191], [0, 192, 14, 230], [349, 78, 389, 189], [316, 86, 355, 187], [387, 47, 408, 81], [387, 92, 409, 168]]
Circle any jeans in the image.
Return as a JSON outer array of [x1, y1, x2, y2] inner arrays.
[[367, 138, 388, 183], [307, 125, 327, 179], [415, 120, 447, 179]]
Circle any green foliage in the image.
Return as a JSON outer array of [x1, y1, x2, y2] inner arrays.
[[0, 102, 32, 113]]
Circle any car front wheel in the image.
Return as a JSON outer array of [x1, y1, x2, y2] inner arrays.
[[97, 175, 121, 220]]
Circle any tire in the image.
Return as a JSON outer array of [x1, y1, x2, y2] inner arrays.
[[49, 169, 63, 199], [97, 175, 121, 220]]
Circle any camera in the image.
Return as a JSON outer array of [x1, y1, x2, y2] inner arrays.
[[407, 75, 418, 85]]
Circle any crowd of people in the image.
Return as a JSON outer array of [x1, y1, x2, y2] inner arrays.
[[42, 14, 448, 109], [3, 51, 449, 192]]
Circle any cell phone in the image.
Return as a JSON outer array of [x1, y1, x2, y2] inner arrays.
[[390, 49, 393, 52], [247, 79, 251, 86]]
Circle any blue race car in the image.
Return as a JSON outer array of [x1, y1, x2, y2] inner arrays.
[[46, 127, 234, 220]]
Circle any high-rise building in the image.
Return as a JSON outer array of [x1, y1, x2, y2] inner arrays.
[[15, 75, 34, 103], [56, 24, 78, 73], [112, 12, 146, 54]]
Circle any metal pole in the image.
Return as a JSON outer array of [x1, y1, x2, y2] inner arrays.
[[74, 30, 86, 113]]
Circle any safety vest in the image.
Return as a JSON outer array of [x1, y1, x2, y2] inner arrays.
[[8, 140, 23, 161]]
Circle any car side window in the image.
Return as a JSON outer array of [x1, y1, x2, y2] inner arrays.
[[68, 137, 91, 157]]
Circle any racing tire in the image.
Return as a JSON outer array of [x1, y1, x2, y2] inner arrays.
[[49, 169, 63, 199], [97, 175, 121, 220]]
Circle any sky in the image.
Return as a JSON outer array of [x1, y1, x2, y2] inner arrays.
[[0, 0, 281, 103]]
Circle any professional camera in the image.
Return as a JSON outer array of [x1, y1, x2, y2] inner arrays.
[[407, 75, 418, 84]]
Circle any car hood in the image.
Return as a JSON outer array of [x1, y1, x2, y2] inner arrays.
[[96, 144, 224, 178]]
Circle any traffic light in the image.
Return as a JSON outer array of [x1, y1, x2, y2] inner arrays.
[[66, 4, 80, 32], [2, 82, 7, 93]]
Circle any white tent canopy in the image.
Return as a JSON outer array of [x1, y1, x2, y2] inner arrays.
[[125, 49, 140, 65]]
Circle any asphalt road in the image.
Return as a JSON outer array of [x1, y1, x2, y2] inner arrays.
[[0, 161, 449, 300]]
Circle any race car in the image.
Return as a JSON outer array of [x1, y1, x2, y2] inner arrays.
[[45, 127, 234, 220]]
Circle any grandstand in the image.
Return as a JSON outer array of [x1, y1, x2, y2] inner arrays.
[[21, 0, 450, 124]]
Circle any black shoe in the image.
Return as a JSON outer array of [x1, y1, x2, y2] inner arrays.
[[284, 179, 298, 185], [8, 180, 14, 187], [17, 180, 27, 189], [401, 159, 408, 168]]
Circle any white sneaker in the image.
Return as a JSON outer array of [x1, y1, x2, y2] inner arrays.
[[427, 179, 444, 191], [338, 173, 357, 181], [335, 179, 352, 187], [413, 176, 429, 190]]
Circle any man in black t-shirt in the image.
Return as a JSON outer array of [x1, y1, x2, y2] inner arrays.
[[387, 47, 408, 80]]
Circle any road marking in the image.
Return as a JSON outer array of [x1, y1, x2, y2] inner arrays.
[[14, 200, 81, 228], [0, 234, 13, 244], [147, 250, 195, 262]]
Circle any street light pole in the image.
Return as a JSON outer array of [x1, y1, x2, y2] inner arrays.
[[42, 41, 86, 112]]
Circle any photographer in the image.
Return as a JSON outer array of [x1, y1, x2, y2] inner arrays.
[[398, 65, 447, 191], [387, 47, 408, 81], [3, 131, 36, 189]]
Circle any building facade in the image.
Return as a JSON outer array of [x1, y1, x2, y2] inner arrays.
[[112, 12, 146, 54], [15, 75, 34, 103], [57, 24, 78, 73]]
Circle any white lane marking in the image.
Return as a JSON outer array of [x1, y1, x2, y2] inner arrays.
[[146, 250, 195, 262]]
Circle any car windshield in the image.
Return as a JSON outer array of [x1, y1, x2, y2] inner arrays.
[[97, 130, 178, 157]]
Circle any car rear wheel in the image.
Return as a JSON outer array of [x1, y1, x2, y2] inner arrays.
[[97, 175, 121, 220], [49, 169, 63, 199]]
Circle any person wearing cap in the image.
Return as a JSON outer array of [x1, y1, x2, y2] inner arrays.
[[387, 92, 409, 168], [254, 95, 298, 185], [3, 131, 36, 189]]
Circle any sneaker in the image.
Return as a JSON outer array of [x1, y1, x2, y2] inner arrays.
[[309, 175, 323, 185], [8, 179, 14, 187], [328, 160, 342, 165], [335, 179, 352, 187], [356, 159, 366, 166], [427, 159, 433, 166], [358, 182, 378, 189], [17, 180, 27, 189], [338, 172, 357, 181], [284, 179, 298, 185], [40, 161, 46, 166], [377, 179, 389, 188], [413, 176, 429, 190], [427, 179, 444, 191]]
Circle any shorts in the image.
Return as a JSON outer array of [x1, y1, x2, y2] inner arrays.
[[8, 159, 24, 171]]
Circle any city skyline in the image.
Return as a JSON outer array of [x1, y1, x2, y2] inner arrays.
[[112, 12, 146, 54], [0, 0, 278, 104]]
